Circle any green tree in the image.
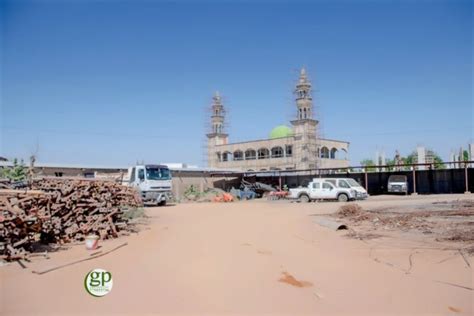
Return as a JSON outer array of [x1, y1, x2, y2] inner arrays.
[[384, 158, 396, 171], [0, 158, 27, 181], [403, 154, 415, 166], [360, 159, 376, 172], [432, 153, 445, 169], [463, 150, 469, 161]]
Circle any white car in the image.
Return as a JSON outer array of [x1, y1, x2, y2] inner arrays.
[[319, 178, 368, 200], [289, 179, 357, 202]]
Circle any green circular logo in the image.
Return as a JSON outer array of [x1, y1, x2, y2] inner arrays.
[[84, 268, 113, 297]]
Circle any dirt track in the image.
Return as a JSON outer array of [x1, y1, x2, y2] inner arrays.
[[1, 194, 473, 315]]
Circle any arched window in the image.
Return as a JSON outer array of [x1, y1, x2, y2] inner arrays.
[[257, 148, 270, 159], [285, 145, 293, 157], [233, 150, 244, 161], [222, 151, 232, 162], [299, 108, 302, 119], [330, 148, 338, 159], [271, 146, 284, 158], [320, 147, 329, 159], [303, 108, 307, 119], [245, 149, 256, 160]]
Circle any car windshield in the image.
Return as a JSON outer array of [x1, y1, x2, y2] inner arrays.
[[346, 178, 363, 187], [389, 175, 406, 183], [146, 167, 171, 180]]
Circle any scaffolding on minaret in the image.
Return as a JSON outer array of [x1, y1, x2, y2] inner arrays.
[[289, 67, 322, 171], [201, 91, 230, 167]]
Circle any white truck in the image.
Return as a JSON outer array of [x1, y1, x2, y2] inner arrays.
[[387, 175, 408, 194], [289, 178, 367, 202], [320, 178, 368, 200], [128, 164, 173, 206]]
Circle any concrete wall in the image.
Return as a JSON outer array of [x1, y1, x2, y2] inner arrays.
[[171, 170, 240, 199], [33, 167, 124, 179], [9, 165, 242, 199]]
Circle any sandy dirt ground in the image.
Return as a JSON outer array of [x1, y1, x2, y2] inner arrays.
[[1, 194, 473, 315]]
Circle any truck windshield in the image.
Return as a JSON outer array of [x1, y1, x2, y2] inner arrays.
[[146, 167, 171, 180], [346, 179, 363, 187], [389, 175, 406, 183]]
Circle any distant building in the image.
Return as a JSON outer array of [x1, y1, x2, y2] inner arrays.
[[413, 146, 435, 164], [206, 68, 350, 171], [450, 144, 474, 168], [0, 157, 7, 162]]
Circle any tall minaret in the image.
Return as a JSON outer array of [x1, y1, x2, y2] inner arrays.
[[207, 91, 229, 167], [291, 68, 319, 169], [210, 91, 226, 135], [294, 68, 313, 120]]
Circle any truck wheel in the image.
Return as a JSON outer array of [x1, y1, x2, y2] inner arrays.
[[299, 194, 310, 203], [337, 194, 348, 202], [158, 200, 167, 206]]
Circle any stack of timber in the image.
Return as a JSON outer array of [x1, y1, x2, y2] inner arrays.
[[0, 178, 142, 260]]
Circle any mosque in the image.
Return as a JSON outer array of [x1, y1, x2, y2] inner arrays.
[[206, 68, 350, 171]]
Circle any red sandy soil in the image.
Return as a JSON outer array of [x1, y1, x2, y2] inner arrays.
[[0, 194, 473, 315]]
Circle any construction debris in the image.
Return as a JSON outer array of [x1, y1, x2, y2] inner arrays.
[[334, 201, 474, 253], [241, 179, 275, 197], [230, 187, 256, 200], [182, 187, 227, 202], [0, 178, 142, 261], [213, 192, 234, 202]]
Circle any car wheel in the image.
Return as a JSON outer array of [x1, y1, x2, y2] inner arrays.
[[337, 194, 348, 202], [299, 194, 310, 203]]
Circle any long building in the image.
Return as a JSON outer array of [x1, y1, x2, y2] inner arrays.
[[206, 68, 350, 171]]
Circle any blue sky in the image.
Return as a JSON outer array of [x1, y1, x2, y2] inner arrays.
[[1, 0, 472, 167]]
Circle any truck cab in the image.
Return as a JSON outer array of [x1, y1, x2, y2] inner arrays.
[[128, 164, 172, 206]]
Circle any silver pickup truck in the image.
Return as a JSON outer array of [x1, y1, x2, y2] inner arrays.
[[289, 178, 360, 202]]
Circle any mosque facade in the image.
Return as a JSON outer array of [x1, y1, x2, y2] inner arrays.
[[206, 69, 350, 171]]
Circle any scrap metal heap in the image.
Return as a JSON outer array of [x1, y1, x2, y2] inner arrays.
[[0, 178, 143, 261]]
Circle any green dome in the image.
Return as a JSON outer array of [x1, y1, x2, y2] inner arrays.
[[269, 125, 294, 139]]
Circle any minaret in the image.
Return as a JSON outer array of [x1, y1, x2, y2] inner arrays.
[[291, 68, 319, 169], [294, 68, 313, 120], [207, 91, 229, 167], [209, 91, 226, 135]]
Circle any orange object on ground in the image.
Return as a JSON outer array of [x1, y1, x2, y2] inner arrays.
[[213, 193, 234, 202], [223, 193, 234, 202]]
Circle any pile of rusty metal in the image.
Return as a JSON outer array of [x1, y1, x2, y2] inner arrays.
[[0, 178, 142, 260]]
